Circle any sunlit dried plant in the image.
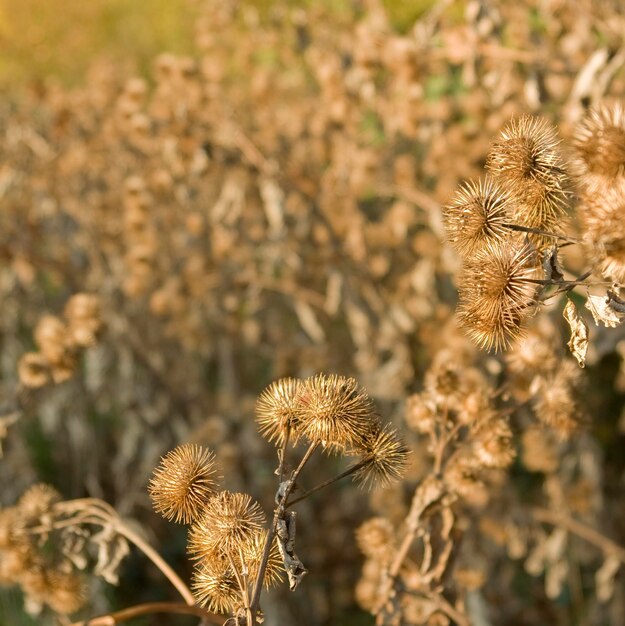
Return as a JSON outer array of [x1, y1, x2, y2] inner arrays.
[[149, 444, 219, 524]]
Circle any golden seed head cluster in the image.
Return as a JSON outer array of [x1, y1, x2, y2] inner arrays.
[[18, 293, 103, 388]]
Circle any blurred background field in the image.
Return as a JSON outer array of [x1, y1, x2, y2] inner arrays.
[[0, 0, 439, 86], [0, 0, 624, 625]]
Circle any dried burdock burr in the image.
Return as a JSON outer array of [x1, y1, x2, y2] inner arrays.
[[573, 101, 625, 182], [457, 241, 541, 351], [487, 115, 568, 242], [296, 373, 378, 451], [148, 444, 219, 524], [255, 377, 304, 445], [442, 176, 513, 257], [351, 424, 410, 489], [187, 491, 266, 561]]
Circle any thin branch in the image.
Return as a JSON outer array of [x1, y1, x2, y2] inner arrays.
[[249, 441, 318, 623], [286, 458, 371, 507], [502, 222, 581, 244], [68, 602, 220, 626], [531, 507, 625, 564], [111, 517, 196, 605]]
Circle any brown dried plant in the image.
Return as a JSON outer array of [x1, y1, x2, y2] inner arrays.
[[445, 106, 625, 362]]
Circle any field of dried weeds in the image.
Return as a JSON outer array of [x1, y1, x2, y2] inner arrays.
[[1, 1, 625, 625]]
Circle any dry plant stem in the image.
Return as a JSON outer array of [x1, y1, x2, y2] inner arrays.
[[110, 517, 195, 605], [249, 441, 318, 624], [434, 595, 471, 626], [286, 457, 371, 507], [51, 500, 195, 605], [502, 222, 580, 244], [532, 507, 625, 564], [68, 602, 219, 626]]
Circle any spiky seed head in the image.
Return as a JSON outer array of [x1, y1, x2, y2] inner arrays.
[[297, 374, 377, 451], [45, 570, 88, 615], [352, 424, 410, 489], [487, 115, 566, 191], [457, 241, 541, 351], [255, 377, 304, 445], [17, 484, 61, 522], [34, 315, 68, 365], [18, 352, 50, 388], [240, 529, 284, 589], [579, 181, 625, 283], [472, 418, 515, 469], [573, 101, 625, 181], [356, 517, 395, 561], [191, 560, 240, 614], [187, 491, 265, 561], [486, 116, 568, 243], [149, 444, 219, 524], [442, 177, 513, 257]]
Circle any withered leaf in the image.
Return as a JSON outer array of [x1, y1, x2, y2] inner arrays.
[[585, 290, 625, 328], [562, 299, 589, 367], [542, 246, 565, 283]]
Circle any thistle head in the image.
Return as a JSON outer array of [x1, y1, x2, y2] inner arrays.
[[187, 491, 265, 561], [457, 241, 541, 351], [255, 377, 304, 445], [573, 101, 625, 182], [296, 374, 378, 452], [352, 424, 410, 489], [442, 177, 512, 257], [148, 444, 219, 524], [487, 115, 568, 242]]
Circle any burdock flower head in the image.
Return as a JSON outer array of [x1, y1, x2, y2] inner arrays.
[[255, 377, 304, 445], [187, 491, 265, 561], [148, 444, 219, 524], [457, 241, 541, 351], [579, 180, 625, 283], [442, 177, 513, 258], [573, 101, 625, 182], [486, 115, 567, 240], [351, 424, 410, 489], [191, 560, 240, 613], [297, 374, 378, 452]]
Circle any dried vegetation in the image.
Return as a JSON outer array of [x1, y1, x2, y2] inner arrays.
[[1, 1, 625, 625]]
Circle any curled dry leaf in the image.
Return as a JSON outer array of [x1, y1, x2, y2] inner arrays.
[[585, 290, 625, 328], [543, 246, 565, 283], [563, 299, 589, 367]]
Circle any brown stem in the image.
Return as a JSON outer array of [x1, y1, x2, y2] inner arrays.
[[249, 441, 318, 624], [111, 518, 195, 605], [502, 222, 581, 243], [52, 500, 195, 605], [286, 458, 371, 507], [68, 602, 220, 626], [532, 507, 625, 564], [434, 594, 471, 626]]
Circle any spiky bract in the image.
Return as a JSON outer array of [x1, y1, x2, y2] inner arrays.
[[187, 491, 265, 561], [255, 377, 304, 445], [573, 101, 625, 181], [352, 425, 410, 489], [457, 242, 540, 351], [148, 444, 219, 524], [297, 374, 378, 451], [442, 177, 512, 257]]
